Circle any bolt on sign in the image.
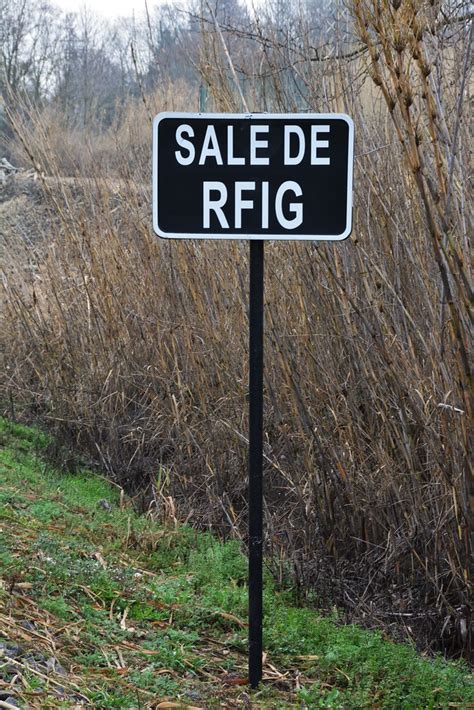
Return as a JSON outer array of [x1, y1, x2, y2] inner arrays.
[[153, 112, 354, 240]]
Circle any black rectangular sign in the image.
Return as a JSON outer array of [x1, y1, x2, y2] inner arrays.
[[153, 112, 354, 240]]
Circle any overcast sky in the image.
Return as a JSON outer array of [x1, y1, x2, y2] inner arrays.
[[53, 0, 181, 18], [53, 0, 262, 19]]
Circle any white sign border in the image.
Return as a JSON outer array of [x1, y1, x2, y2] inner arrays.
[[152, 112, 354, 241]]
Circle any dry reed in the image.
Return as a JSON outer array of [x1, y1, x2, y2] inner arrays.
[[1, 0, 471, 658]]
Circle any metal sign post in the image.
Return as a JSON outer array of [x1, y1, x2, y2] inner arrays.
[[248, 239, 264, 687], [152, 112, 354, 688]]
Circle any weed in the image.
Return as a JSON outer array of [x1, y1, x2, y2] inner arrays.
[[0, 418, 472, 708]]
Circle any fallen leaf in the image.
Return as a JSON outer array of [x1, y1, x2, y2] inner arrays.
[[93, 551, 107, 569], [120, 606, 129, 630], [215, 611, 247, 628], [222, 675, 248, 686]]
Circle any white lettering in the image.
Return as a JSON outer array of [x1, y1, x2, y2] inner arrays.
[[250, 125, 269, 165], [199, 126, 223, 165], [311, 125, 330, 165], [227, 126, 245, 165], [235, 182, 255, 229], [275, 181, 303, 229], [284, 126, 305, 165], [203, 182, 229, 228], [261, 181, 269, 229], [175, 124, 195, 165]]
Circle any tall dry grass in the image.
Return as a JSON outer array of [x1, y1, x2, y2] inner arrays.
[[1, 1, 471, 657]]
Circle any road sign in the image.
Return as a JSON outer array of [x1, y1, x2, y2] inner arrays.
[[153, 112, 354, 240], [151, 110, 355, 689]]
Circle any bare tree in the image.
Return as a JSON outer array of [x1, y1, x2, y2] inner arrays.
[[1, 0, 62, 98]]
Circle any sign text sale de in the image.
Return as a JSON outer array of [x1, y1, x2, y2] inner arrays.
[[153, 113, 354, 240]]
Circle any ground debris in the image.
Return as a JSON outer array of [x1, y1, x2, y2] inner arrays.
[[1, 418, 472, 708]]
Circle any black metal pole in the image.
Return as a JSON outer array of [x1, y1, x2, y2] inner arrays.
[[248, 239, 264, 689]]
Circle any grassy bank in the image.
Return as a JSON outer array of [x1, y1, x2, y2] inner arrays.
[[0, 417, 472, 709]]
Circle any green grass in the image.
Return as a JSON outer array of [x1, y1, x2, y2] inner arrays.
[[0, 416, 472, 709]]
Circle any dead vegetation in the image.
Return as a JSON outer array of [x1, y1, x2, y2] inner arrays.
[[1, 0, 472, 660]]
